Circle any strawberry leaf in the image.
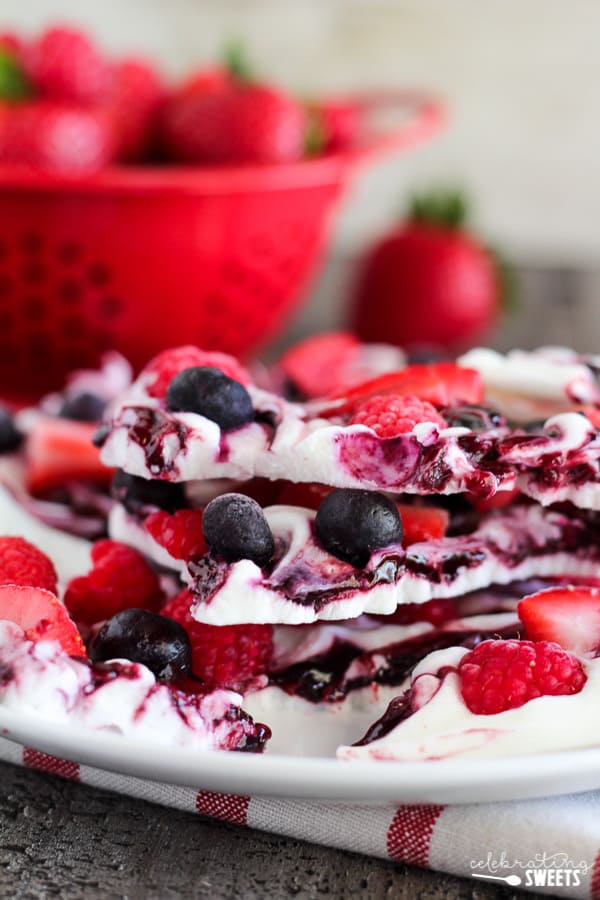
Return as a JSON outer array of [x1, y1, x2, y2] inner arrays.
[[0, 48, 32, 101]]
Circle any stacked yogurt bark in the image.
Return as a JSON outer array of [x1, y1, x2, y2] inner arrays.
[[0, 355, 270, 754], [81, 336, 600, 759]]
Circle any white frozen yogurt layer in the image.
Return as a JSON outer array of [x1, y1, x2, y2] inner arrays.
[[338, 645, 600, 761], [0, 622, 265, 752], [185, 503, 600, 624]]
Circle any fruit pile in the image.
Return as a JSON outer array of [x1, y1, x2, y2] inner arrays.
[[0, 25, 356, 174], [2, 339, 600, 760]]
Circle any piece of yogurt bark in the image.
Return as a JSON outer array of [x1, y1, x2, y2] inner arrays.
[[123, 502, 600, 625], [245, 597, 520, 756], [337, 641, 600, 762], [97, 345, 600, 509], [0, 621, 269, 752]]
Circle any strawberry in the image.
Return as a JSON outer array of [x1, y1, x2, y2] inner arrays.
[[395, 504, 449, 545], [0, 33, 23, 56], [276, 482, 333, 510], [0, 583, 84, 656], [25, 417, 113, 496], [162, 588, 273, 690], [352, 190, 506, 352], [469, 486, 521, 513], [64, 539, 163, 627], [518, 586, 600, 657], [0, 537, 57, 593], [316, 99, 360, 153], [144, 509, 206, 561], [328, 362, 483, 415], [24, 25, 109, 104], [142, 345, 251, 399], [103, 57, 164, 162], [380, 597, 458, 626], [350, 394, 447, 437], [160, 46, 305, 165], [458, 639, 586, 715], [279, 332, 360, 399], [0, 101, 114, 174]]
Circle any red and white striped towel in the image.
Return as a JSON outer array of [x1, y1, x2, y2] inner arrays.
[[1, 735, 599, 898]]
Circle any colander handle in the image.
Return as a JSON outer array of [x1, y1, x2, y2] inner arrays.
[[333, 89, 446, 168]]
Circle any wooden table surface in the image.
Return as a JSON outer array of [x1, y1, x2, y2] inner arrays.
[[1, 265, 595, 899], [0, 763, 531, 900]]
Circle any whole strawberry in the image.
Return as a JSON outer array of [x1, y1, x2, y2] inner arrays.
[[352, 191, 507, 352], [103, 57, 164, 162], [160, 46, 305, 164], [0, 101, 114, 174], [24, 25, 109, 105]]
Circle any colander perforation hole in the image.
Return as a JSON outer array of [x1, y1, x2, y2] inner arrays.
[[56, 242, 81, 265], [22, 261, 46, 285], [57, 280, 82, 305], [97, 295, 122, 319], [87, 263, 110, 286], [21, 233, 42, 255], [22, 296, 46, 321]]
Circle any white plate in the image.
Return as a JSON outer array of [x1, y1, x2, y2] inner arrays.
[[3, 705, 600, 805]]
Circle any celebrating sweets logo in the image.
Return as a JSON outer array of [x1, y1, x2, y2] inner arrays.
[[470, 851, 592, 889]]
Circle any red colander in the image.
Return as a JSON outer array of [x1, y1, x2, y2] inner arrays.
[[0, 90, 445, 399]]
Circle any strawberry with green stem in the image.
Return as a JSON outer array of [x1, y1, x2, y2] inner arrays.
[[353, 189, 514, 352], [159, 43, 306, 164]]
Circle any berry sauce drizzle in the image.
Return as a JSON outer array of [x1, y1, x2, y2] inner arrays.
[[269, 621, 519, 704], [125, 407, 189, 478]]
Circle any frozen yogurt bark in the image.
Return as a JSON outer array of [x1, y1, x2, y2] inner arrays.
[[97, 344, 600, 510], [0, 621, 269, 752], [180, 499, 600, 624]]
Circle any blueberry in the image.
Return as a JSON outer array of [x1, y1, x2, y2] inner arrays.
[[59, 391, 106, 422], [89, 608, 191, 681], [314, 489, 403, 568], [166, 366, 254, 431], [442, 405, 505, 430], [111, 469, 186, 514], [202, 493, 274, 567], [0, 407, 22, 453]]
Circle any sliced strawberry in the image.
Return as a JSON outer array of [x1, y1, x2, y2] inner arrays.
[[377, 597, 459, 627], [518, 586, 600, 656], [470, 486, 521, 514], [396, 504, 449, 545], [0, 584, 85, 656], [276, 482, 333, 510], [580, 406, 600, 430], [25, 417, 113, 495], [280, 332, 360, 398], [328, 363, 483, 414]]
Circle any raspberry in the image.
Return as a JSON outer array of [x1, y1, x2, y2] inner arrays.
[[64, 540, 163, 627], [162, 589, 273, 690], [0, 537, 57, 593], [25, 26, 109, 104], [350, 394, 447, 437], [142, 346, 251, 399], [458, 639, 586, 715], [145, 509, 206, 561]]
